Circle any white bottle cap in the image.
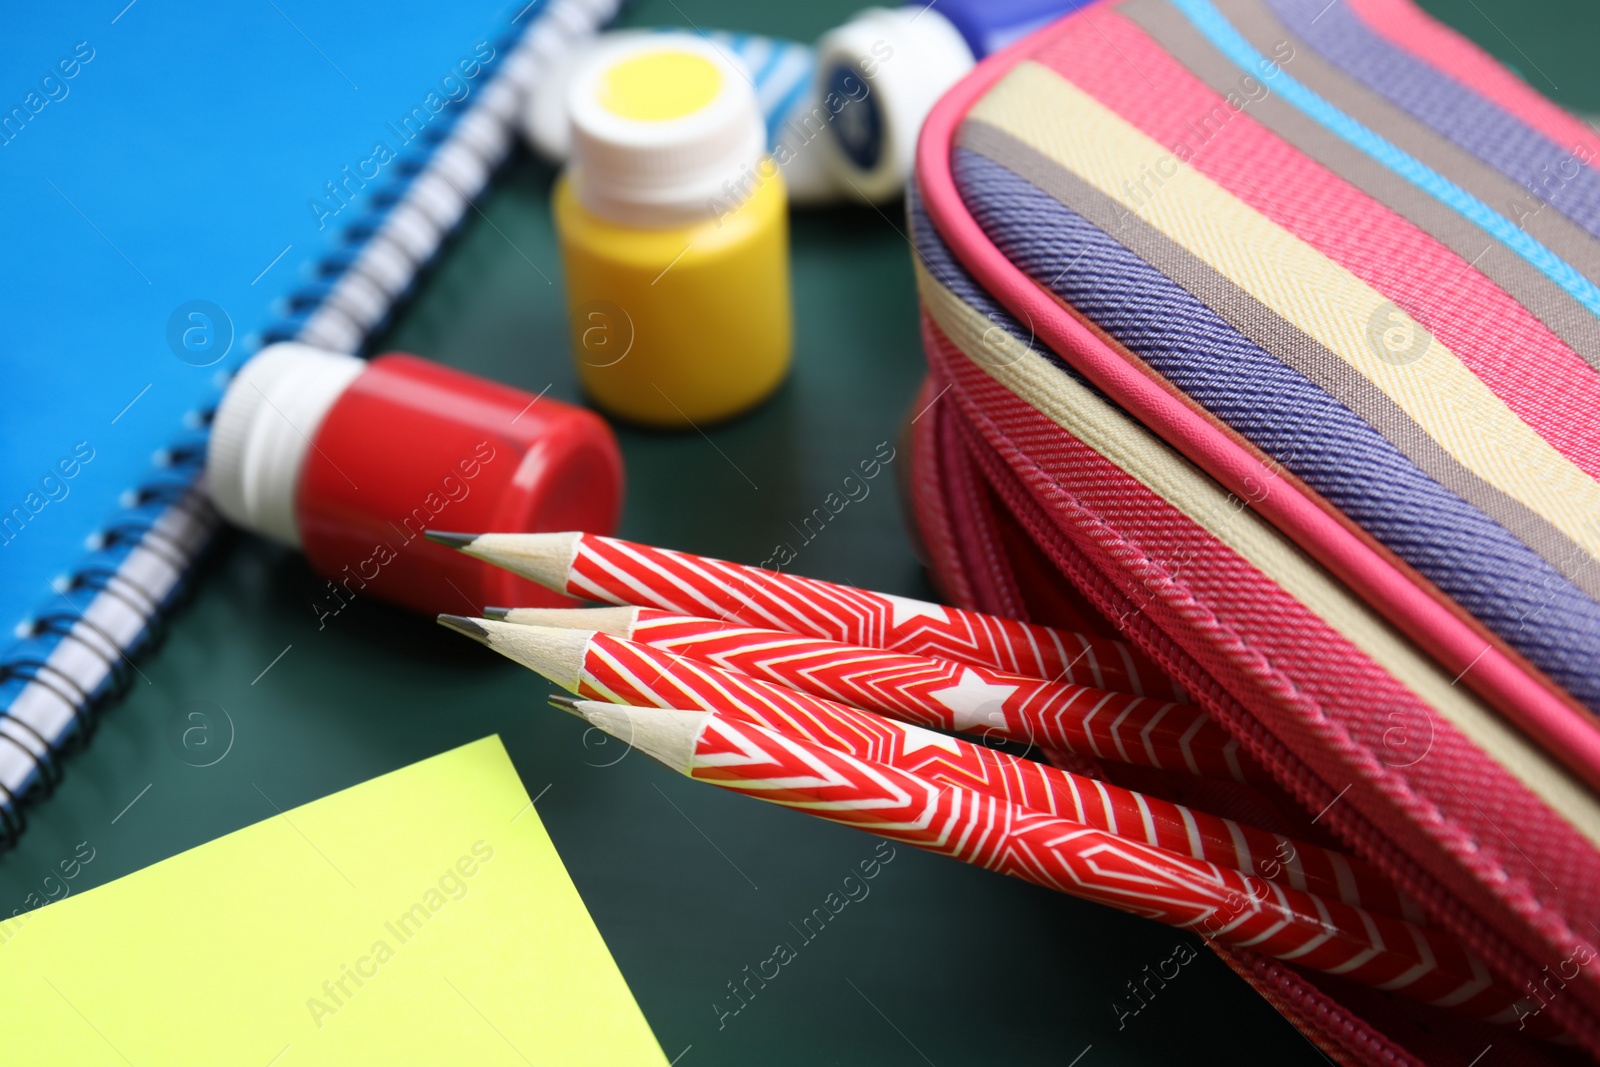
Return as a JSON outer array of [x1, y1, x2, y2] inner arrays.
[[566, 33, 767, 226], [814, 7, 974, 203], [206, 343, 365, 547], [532, 31, 845, 205]]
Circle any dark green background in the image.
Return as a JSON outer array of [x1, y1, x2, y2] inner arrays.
[[6, 1, 1596, 1063]]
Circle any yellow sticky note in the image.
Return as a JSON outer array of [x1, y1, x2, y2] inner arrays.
[[0, 736, 667, 1065]]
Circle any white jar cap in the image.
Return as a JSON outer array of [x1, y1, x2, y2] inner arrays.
[[814, 7, 974, 203], [206, 343, 365, 547], [566, 33, 767, 226]]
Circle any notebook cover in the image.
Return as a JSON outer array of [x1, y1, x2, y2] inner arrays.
[[0, 0, 524, 634]]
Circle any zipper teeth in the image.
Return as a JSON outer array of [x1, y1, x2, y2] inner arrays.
[[1218, 945, 1421, 1067], [966, 502, 1419, 1058], [956, 414, 1330, 798], [953, 416, 1600, 1045]]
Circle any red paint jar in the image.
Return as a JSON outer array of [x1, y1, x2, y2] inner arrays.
[[208, 343, 623, 616]]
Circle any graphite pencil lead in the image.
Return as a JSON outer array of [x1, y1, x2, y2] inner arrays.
[[546, 693, 584, 717], [423, 530, 479, 549], [436, 613, 491, 642], [482, 606, 513, 621]]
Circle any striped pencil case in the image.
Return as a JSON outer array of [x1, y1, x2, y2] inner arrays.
[[906, 0, 1600, 1061]]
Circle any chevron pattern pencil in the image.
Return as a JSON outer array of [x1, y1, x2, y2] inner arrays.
[[440, 614, 1411, 919], [426, 530, 1182, 697], [481, 604, 1265, 788], [539, 696, 1545, 1035]]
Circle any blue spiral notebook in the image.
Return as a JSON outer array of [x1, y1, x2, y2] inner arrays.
[[0, 0, 619, 842]]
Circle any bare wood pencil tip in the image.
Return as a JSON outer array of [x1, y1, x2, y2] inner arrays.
[[458, 531, 581, 591], [484, 604, 636, 637], [446, 618, 590, 691], [436, 613, 491, 643], [424, 530, 479, 550]]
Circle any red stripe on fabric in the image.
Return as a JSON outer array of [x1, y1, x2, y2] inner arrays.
[[937, 378, 1031, 620], [920, 311, 1600, 1038], [1029, 11, 1600, 480], [907, 372, 980, 608], [1346, 0, 1600, 165]]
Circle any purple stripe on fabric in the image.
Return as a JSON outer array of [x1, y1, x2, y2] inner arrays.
[[909, 179, 1103, 397], [948, 145, 1600, 712]]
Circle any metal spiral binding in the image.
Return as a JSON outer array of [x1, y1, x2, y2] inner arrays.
[[0, 0, 623, 848], [0, 713, 63, 792], [31, 614, 133, 703], [265, 0, 624, 355]]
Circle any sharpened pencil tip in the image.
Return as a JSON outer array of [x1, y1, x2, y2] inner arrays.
[[547, 693, 584, 718], [482, 606, 512, 621], [424, 530, 479, 549], [436, 613, 491, 643]]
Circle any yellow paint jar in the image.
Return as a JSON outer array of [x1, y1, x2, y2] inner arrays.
[[556, 37, 793, 427]]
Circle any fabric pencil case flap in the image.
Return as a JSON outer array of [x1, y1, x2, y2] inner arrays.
[[908, 0, 1600, 1060]]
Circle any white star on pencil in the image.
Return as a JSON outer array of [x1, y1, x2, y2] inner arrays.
[[879, 592, 950, 628], [929, 668, 1018, 732], [891, 718, 966, 756]]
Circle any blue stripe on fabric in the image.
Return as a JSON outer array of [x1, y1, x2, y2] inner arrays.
[[951, 145, 1600, 711], [1267, 0, 1600, 239], [1167, 0, 1600, 321]]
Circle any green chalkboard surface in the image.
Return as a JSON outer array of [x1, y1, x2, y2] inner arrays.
[[6, 1, 1596, 1062]]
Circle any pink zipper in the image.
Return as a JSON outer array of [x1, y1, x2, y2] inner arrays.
[[940, 405, 1589, 1057]]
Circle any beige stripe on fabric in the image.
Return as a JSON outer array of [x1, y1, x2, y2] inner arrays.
[[916, 261, 1600, 847], [956, 118, 1600, 603], [968, 62, 1600, 563]]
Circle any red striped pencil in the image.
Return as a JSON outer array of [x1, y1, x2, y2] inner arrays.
[[542, 696, 1544, 1034], [483, 604, 1262, 787], [440, 615, 1414, 922], [425, 530, 1182, 697]]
